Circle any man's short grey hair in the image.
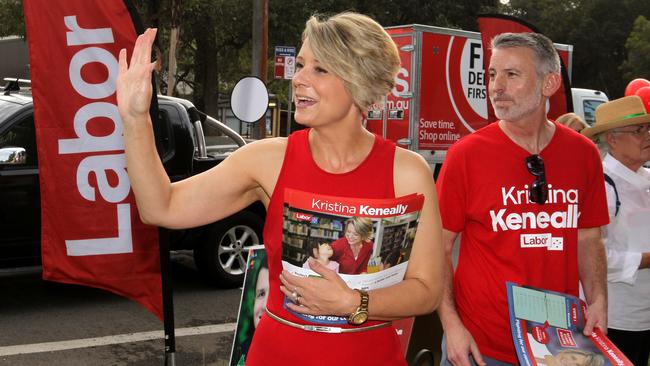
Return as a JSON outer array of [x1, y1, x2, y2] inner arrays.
[[596, 132, 610, 158], [491, 32, 561, 76]]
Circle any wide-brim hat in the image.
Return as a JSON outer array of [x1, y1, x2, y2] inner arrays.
[[581, 95, 650, 139]]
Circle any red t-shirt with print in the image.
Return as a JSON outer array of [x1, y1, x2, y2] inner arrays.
[[436, 122, 609, 363]]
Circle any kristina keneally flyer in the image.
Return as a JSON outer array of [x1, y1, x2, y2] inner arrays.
[[507, 282, 632, 366]]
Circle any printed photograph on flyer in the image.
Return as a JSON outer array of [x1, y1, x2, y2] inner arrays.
[[507, 282, 633, 366], [281, 189, 424, 324]]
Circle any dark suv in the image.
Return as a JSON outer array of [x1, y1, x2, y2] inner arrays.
[[0, 83, 265, 287]]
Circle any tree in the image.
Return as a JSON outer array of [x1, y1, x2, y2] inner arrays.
[[0, 0, 24, 37], [5, 0, 650, 116], [620, 15, 650, 81], [502, 0, 650, 98], [167, 0, 182, 96]]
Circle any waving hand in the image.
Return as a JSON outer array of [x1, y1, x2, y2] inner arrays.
[[117, 28, 157, 124]]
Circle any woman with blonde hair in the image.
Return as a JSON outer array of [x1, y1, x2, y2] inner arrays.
[[117, 11, 444, 365], [538, 349, 605, 366], [331, 216, 374, 274]]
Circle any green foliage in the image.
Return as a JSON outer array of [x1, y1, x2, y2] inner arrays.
[[502, 0, 650, 98], [266, 0, 501, 106], [620, 15, 650, 81], [0, 0, 25, 37], [5, 0, 650, 109]]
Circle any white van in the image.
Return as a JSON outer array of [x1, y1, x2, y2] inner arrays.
[[571, 88, 609, 126]]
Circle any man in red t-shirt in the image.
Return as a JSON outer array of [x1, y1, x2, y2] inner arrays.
[[436, 32, 609, 366]]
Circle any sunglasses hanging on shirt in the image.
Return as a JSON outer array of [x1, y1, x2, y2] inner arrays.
[[525, 154, 548, 205]]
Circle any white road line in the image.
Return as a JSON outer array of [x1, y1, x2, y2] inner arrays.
[[0, 323, 236, 356]]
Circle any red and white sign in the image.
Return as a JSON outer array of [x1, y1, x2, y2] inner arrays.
[[274, 46, 296, 80], [418, 32, 490, 149], [23, 0, 162, 319], [557, 328, 578, 347]]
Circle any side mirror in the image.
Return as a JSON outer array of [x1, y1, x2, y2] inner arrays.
[[0, 147, 27, 165], [230, 76, 269, 123]]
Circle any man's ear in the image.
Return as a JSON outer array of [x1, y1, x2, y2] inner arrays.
[[542, 73, 562, 97], [604, 131, 617, 148]]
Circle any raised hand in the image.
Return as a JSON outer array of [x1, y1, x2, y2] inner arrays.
[[117, 28, 157, 124]]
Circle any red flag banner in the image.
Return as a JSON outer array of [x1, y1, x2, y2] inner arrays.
[[23, 0, 163, 319], [478, 14, 573, 121]]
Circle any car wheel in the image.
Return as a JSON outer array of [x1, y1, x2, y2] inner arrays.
[[194, 210, 264, 287]]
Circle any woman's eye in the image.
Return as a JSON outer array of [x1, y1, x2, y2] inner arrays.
[[315, 66, 328, 74], [295, 62, 303, 70]]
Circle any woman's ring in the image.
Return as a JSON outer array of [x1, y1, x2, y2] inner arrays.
[[292, 291, 299, 301]]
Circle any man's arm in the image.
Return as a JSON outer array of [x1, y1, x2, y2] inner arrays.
[[438, 229, 485, 366], [577, 226, 608, 335], [641, 252, 650, 269]]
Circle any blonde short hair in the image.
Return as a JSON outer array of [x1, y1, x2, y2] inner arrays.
[[302, 12, 400, 111], [556, 112, 589, 132], [555, 349, 604, 366], [345, 217, 374, 241]]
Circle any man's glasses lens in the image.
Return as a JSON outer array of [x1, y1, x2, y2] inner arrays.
[[525, 154, 548, 204]]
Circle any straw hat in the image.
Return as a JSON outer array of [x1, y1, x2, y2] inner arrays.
[[581, 95, 650, 139]]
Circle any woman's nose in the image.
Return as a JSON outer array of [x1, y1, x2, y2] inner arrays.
[[292, 68, 308, 89]]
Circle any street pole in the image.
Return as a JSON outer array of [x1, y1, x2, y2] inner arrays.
[[251, 0, 268, 139], [287, 83, 293, 135]]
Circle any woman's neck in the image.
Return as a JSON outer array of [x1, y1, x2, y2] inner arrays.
[[309, 124, 375, 174]]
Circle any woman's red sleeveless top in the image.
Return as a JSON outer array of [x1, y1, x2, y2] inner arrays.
[[246, 128, 407, 365]]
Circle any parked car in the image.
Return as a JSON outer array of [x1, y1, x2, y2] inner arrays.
[[571, 88, 609, 126], [0, 81, 265, 287]]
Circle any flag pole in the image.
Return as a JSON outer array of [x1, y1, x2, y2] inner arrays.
[[122, 1, 176, 362], [149, 67, 176, 365], [159, 227, 176, 365], [149, 32, 176, 366]]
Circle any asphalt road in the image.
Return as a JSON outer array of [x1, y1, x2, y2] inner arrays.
[[0, 252, 242, 366]]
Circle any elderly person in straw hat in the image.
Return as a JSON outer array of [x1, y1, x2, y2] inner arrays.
[[582, 95, 650, 366]]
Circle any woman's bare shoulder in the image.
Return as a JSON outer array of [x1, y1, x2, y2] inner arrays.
[[228, 137, 288, 190], [232, 136, 288, 161], [393, 146, 434, 196], [394, 146, 430, 172]]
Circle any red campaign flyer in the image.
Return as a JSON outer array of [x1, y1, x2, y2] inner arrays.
[[507, 282, 633, 366], [282, 188, 424, 325]]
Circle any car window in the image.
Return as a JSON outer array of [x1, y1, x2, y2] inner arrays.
[[154, 108, 174, 162], [583, 99, 605, 126], [201, 113, 241, 157], [0, 114, 38, 166]]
